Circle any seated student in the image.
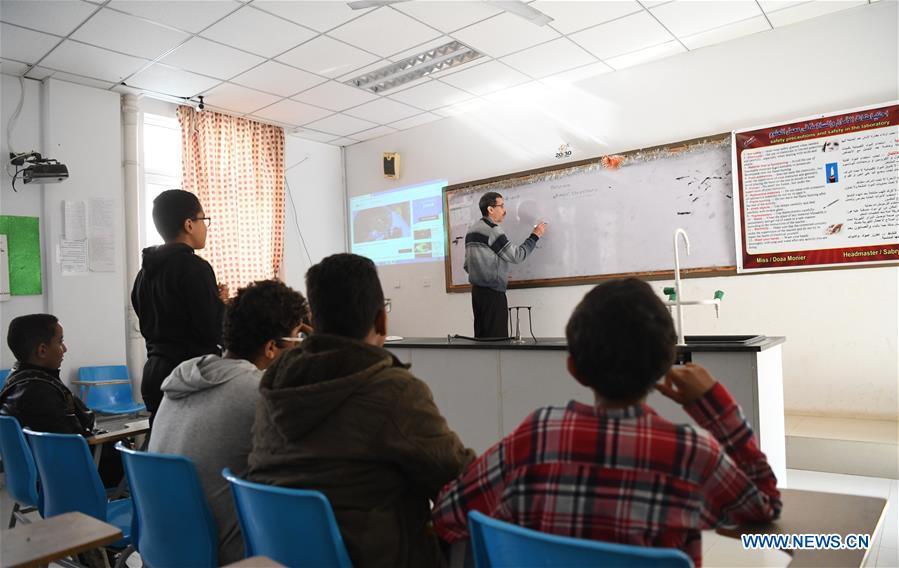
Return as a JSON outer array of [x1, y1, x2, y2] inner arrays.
[[249, 253, 475, 568], [149, 279, 308, 565], [432, 278, 782, 566], [131, 189, 226, 422], [0, 314, 124, 487], [0, 314, 91, 434]]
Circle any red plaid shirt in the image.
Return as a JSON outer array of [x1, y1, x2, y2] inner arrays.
[[432, 383, 781, 567]]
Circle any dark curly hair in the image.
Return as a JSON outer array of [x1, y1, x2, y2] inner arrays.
[[565, 278, 676, 402], [223, 280, 308, 359]]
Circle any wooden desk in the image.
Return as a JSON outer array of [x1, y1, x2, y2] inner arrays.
[[87, 418, 150, 464], [720, 489, 888, 567], [1, 511, 122, 568]]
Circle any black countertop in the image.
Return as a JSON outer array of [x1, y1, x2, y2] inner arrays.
[[385, 335, 785, 352]]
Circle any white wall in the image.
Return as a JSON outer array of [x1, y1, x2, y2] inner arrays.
[[42, 79, 127, 383], [345, 2, 899, 419], [0, 76, 47, 368], [280, 135, 347, 294]]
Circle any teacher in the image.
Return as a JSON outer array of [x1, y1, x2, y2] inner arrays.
[[464, 192, 546, 338]]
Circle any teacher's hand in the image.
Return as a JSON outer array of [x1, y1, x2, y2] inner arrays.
[[533, 221, 547, 237]]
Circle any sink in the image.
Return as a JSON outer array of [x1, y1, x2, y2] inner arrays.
[[684, 335, 765, 345]]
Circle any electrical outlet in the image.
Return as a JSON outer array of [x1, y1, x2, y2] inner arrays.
[[422, 277, 431, 288], [393, 280, 401, 289]]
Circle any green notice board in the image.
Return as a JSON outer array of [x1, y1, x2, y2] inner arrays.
[[0, 215, 42, 295]]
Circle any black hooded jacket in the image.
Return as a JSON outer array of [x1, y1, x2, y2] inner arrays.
[[131, 243, 224, 405], [0, 362, 95, 436]]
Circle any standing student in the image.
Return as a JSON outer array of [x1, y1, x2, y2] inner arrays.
[[432, 279, 781, 566], [149, 280, 308, 565], [464, 192, 546, 338], [131, 189, 225, 422]]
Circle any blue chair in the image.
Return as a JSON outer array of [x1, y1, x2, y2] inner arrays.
[[23, 429, 134, 555], [467, 510, 694, 568], [222, 468, 352, 568], [74, 365, 145, 416], [0, 416, 41, 527], [116, 443, 218, 567], [0, 368, 10, 388]]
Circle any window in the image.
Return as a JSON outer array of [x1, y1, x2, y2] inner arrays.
[[140, 113, 182, 248]]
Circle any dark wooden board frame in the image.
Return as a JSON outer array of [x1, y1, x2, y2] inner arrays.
[[443, 133, 737, 293]]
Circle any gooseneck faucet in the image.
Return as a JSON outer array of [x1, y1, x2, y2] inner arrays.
[[673, 228, 690, 346]]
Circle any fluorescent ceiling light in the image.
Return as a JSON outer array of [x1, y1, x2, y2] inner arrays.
[[345, 41, 483, 94]]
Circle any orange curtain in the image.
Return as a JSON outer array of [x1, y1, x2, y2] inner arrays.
[[177, 106, 285, 295]]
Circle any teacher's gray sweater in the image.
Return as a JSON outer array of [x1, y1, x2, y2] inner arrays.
[[464, 217, 539, 292], [148, 355, 261, 565]]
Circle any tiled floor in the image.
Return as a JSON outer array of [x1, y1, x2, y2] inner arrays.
[[2, 468, 897, 567]]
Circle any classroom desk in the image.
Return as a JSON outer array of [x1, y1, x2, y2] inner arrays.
[[1, 511, 122, 568], [719, 488, 888, 567], [87, 418, 149, 464]]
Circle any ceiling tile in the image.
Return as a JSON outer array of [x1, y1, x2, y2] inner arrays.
[[253, 1, 371, 32], [757, 1, 807, 12], [329, 137, 358, 146], [387, 80, 473, 110], [393, 1, 502, 33], [450, 12, 561, 58], [539, 61, 613, 85], [201, 82, 282, 114], [681, 15, 771, 50], [200, 6, 318, 58], [604, 40, 685, 70], [651, 1, 763, 38], [231, 61, 326, 97], [432, 98, 488, 117], [71, 8, 190, 60], [302, 113, 378, 136], [389, 112, 442, 130], [291, 81, 378, 111], [289, 129, 339, 143], [501, 37, 597, 78], [106, 1, 241, 34], [127, 63, 221, 98], [351, 125, 397, 141], [252, 99, 333, 126], [24, 66, 55, 80], [277, 35, 379, 79], [0, 0, 96, 36], [767, 1, 866, 27], [439, 60, 529, 96], [160, 37, 265, 80], [336, 59, 392, 82], [1, 59, 30, 76], [46, 71, 115, 89], [533, 1, 642, 34], [569, 10, 672, 60], [40, 40, 147, 82], [328, 7, 442, 58], [642, 1, 671, 7], [0, 23, 59, 64], [344, 98, 422, 123]]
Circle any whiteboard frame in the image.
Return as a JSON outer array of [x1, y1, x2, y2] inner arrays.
[[731, 100, 899, 274], [444, 133, 737, 293]]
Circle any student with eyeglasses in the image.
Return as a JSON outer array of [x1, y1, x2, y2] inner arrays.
[[149, 279, 308, 565], [131, 189, 228, 423]]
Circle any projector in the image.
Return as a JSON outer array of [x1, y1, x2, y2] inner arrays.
[[23, 163, 69, 184]]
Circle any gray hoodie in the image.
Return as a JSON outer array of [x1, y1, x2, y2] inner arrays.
[[148, 354, 261, 565]]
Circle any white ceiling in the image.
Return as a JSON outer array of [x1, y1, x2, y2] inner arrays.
[[0, 0, 875, 147]]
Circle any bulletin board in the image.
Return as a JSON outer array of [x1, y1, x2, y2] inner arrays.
[[733, 101, 899, 273], [0, 215, 43, 295]]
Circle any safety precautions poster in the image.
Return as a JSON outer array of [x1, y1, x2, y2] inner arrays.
[[732, 102, 898, 273]]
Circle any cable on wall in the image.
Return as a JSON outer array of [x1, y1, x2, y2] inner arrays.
[[284, 155, 313, 267]]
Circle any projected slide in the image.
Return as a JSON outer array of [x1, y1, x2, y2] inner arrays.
[[350, 179, 447, 265]]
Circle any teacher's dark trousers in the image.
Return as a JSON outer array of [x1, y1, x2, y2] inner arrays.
[[472, 285, 509, 338]]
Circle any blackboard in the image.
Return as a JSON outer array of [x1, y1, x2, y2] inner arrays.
[[444, 134, 736, 292]]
